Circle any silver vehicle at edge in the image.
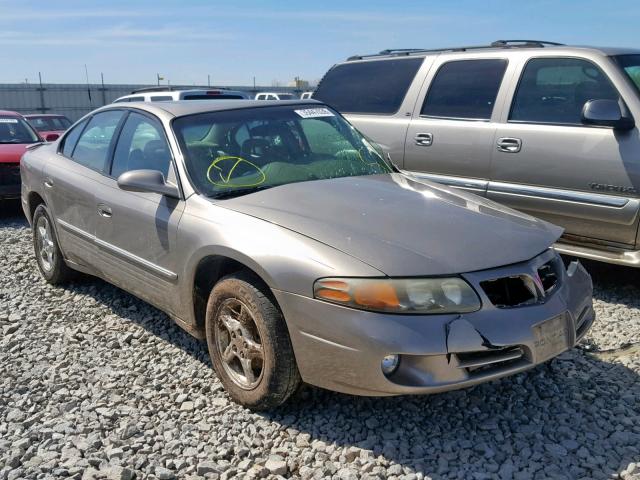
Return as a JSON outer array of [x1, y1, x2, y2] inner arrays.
[[313, 40, 640, 268], [21, 99, 594, 409]]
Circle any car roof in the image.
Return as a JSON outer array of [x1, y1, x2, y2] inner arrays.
[[344, 44, 640, 62], [23, 114, 67, 118], [0, 110, 21, 116], [98, 99, 323, 119]]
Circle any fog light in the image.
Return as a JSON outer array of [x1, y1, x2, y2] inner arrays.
[[381, 354, 399, 375]]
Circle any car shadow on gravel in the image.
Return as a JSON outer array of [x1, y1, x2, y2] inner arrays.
[[270, 353, 639, 479]]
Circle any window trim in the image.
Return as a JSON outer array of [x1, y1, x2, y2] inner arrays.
[[507, 55, 624, 129], [418, 58, 509, 122], [315, 57, 425, 116]]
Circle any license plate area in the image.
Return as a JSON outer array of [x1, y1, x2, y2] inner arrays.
[[532, 314, 569, 362]]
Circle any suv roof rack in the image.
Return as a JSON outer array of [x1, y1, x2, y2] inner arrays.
[[130, 85, 225, 94], [347, 40, 565, 61]]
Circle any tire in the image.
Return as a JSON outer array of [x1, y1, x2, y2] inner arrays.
[[205, 271, 301, 410], [32, 204, 74, 285]]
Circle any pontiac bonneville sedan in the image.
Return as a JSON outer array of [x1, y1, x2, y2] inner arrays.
[[21, 100, 595, 409]]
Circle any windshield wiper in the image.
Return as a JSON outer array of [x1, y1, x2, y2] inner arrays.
[[210, 185, 274, 200]]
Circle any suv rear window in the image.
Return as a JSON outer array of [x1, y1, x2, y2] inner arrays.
[[421, 59, 508, 120], [314, 58, 424, 114]]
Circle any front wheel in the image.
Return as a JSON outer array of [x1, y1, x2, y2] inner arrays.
[[205, 272, 301, 410], [32, 204, 74, 285]]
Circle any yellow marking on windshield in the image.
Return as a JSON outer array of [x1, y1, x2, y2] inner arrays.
[[206, 155, 266, 188]]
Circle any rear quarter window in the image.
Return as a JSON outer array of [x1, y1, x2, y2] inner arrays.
[[314, 57, 424, 115]]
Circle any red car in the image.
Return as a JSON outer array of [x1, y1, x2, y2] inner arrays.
[[0, 110, 44, 200], [23, 114, 71, 141]]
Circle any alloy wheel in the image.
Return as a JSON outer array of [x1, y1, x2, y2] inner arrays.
[[215, 298, 265, 389], [36, 216, 55, 272]]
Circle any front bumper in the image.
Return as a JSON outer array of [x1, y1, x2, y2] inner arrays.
[[0, 163, 21, 200], [274, 251, 594, 396]]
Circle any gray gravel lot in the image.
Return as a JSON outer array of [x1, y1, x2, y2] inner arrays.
[[1, 199, 639, 480]]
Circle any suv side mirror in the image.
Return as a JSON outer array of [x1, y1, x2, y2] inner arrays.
[[45, 133, 59, 142], [582, 99, 635, 130], [117, 169, 180, 198]]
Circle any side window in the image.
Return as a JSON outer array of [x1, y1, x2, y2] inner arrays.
[[421, 59, 508, 120], [313, 57, 424, 114], [150, 96, 173, 102], [61, 119, 88, 157], [111, 112, 172, 179], [510, 58, 619, 125], [72, 111, 124, 171]]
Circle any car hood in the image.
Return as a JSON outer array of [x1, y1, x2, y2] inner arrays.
[[219, 173, 563, 276], [0, 143, 30, 164]]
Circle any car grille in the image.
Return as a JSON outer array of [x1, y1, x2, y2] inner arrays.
[[480, 257, 561, 308], [0, 163, 21, 186], [455, 346, 526, 376]]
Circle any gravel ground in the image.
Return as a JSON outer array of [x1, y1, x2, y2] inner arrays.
[[1, 199, 639, 480]]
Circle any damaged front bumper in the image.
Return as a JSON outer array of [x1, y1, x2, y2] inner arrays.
[[274, 250, 595, 396]]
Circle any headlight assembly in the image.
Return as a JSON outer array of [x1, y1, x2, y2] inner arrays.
[[313, 277, 481, 314]]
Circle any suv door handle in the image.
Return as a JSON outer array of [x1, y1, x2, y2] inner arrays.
[[414, 133, 434, 147], [97, 204, 112, 218], [43, 178, 54, 188], [497, 137, 522, 153]]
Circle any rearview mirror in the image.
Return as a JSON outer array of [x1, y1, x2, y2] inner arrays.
[[581, 99, 635, 130], [117, 169, 180, 198], [45, 133, 59, 142]]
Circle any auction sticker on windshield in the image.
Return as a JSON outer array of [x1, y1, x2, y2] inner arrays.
[[0, 118, 18, 123], [294, 108, 334, 118]]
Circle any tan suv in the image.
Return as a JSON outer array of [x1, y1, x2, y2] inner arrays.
[[314, 40, 640, 267]]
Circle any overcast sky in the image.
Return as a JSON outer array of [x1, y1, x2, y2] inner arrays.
[[0, 0, 638, 86]]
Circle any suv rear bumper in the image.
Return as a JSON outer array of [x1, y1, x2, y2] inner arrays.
[[274, 257, 594, 396]]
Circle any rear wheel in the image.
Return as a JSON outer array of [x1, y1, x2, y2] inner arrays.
[[205, 272, 301, 410], [32, 204, 73, 284]]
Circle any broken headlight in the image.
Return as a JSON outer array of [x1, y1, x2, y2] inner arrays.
[[313, 277, 481, 314]]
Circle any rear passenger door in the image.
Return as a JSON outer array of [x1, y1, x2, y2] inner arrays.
[[93, 111, 185, 315], [488, 56, 640, 247], [404, 57, 510, 195]]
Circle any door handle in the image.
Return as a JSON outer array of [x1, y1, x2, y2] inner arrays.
[[43, 178, 54, 188], [497, 137, 522, 153], [414, 132, 434, 147], [97, 204, 112, 218]]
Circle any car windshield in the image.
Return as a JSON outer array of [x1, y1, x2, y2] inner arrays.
[[28, 116, 71, 132], [173, 105, 392, 197], [615, 55, 640, 93], [0, 116, 40, 144]]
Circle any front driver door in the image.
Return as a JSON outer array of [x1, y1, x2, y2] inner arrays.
[[94, 110, 185, 315], [488, 56, 640, 247]]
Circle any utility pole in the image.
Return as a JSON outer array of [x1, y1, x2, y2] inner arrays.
[[85, 64, 93, 107], [157, 73, 164, 86], [100, 72, 107, 106], [208, 74, 211, 87], [38, 72, 46, 114]]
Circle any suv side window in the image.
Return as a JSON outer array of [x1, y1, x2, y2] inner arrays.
[[111, 112, 172, 179], [314, 57, 424, 115], [60, 119, 88, 157], [421, 59, 508, 120], [510, 57, 619, 125], [71, 111, 124, 171]]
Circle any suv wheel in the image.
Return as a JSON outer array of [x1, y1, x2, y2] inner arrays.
[[205, 272, 301, 410], [32, 204, 73, 284]]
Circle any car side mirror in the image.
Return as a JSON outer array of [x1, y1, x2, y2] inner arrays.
[[581, 99, 635, 130], [117, 169, 180, 198], [45, 133, 59, 142]]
